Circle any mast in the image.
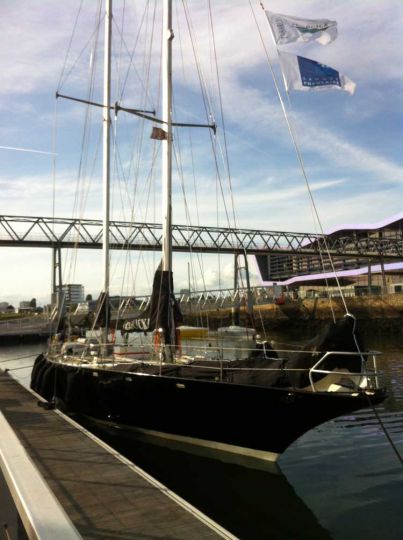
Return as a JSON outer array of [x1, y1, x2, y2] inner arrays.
[[124, 1, 183, 351], [161, 0, 173, 273], [102, 0, 112, 342], [159, 0, 176, 356]]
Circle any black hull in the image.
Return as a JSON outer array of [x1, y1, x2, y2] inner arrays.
[[31, 354, 386, 459]]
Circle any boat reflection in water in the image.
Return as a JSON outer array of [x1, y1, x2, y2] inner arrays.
[[79, 417, 331, 540]]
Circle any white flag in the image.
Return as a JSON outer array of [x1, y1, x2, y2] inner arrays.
[[266, 11, 337, 46], [278, 51, 356, 95]]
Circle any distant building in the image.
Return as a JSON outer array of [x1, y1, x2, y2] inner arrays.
[[0, 302, 9, 313], [57, 284, 85, 306], [258, 213, 403, 292], [18, 300, 34, 313]]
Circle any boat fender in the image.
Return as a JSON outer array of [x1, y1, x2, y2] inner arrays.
[[39, 364, 57, 400], [32, 360, 50, 392], [30, 354, 46, 390], [37, 400, 55, 410]]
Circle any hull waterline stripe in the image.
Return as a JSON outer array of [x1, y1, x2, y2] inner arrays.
[[95, 420, 280, 463]]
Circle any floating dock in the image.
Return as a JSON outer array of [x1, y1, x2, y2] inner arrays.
[[0, 370, 235, 539]]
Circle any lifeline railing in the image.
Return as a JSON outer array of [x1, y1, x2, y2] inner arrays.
[[307, 350, 381, 392], [49, 337, 383, 391], [173, 348, 382, 391], [175, 345, 382, 391]]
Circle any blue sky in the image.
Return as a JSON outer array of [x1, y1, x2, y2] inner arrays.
[[0, 0, 402, 305]]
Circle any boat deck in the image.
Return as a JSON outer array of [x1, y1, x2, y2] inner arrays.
[[0, 370, 233, 539]]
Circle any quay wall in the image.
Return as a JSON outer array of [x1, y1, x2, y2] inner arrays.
[[187, 294, 403, 336]]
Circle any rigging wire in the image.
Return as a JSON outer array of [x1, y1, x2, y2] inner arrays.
[[58, 1, 103, 291], [181, 1, 256, 321], [366, 395, 403, 465], [167, 1, 258, 329], [113, 1, 156, 111], [65, 3, 103, 288], [127, 1, 157, 216], [52, 0, 89, 298], [207, 0, 255, 324], [172, 130, 210, 330], [106, 9, 126, 317], [207, 0, 238, 231], [283, 87, 336, 321], [57, 0, 85, 91], [51, 97, 59, 242], [172, 3, 216, 327], [112, 1, 160, 325], [110, 2, 151, 327], [58, 7, 104, 93], [181, 0, 233, 232]]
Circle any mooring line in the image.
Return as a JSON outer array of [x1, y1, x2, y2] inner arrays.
[[5, 364, 34, 372], [367, 397, 403, 466], [0, 354, 40, 363]]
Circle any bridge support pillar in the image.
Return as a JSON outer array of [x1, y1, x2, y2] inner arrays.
[[233, 252, 255, 327], [51, 246, 62, 297]]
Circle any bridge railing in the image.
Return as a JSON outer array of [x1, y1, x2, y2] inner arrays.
[[0, 316, 56, 336]]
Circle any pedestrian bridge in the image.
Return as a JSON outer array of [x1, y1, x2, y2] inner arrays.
[[1, 214, 402, 281]]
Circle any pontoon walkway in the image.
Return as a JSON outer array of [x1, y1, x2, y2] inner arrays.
[[0, 370, 235, 539]]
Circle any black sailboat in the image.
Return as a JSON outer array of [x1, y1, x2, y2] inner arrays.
[[32, 1, 386, 465]]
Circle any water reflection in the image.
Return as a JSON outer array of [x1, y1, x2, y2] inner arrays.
[[280, 344, 403, 540], [80, 419, 332, 540]]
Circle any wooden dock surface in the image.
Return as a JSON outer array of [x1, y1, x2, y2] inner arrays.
[[0, 370, 234, 539]]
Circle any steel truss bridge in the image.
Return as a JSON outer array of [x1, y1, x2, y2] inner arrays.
[[1, 215, 402, 281]]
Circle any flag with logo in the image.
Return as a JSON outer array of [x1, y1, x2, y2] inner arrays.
[[266, 11, 337, 46], [278, 51, 356, 94]]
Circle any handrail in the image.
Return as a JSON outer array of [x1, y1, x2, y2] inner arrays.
[[308, 350, 381, 392], [0, 412, 82, 540], [51, 340, 383, 391]]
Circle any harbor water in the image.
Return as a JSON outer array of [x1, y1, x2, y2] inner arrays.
[[1, 334, 402, 540]]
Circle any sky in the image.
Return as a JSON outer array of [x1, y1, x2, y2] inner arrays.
[[0, 0, 402, 306]]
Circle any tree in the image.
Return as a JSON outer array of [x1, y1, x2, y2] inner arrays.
[[30, 298, 37, 308], [85, 294, 93, 302]]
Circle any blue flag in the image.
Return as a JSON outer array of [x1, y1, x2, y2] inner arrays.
[[278, 51, 356, 94], [298, 56, 341, 88]]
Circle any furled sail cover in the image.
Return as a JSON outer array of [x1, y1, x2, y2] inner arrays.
[[124, 269, 183, 341], [148, 269, 183, 339], [91, 291, 111, 329], [285, 313, 364, 388], [229, 313, 364, 389]]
